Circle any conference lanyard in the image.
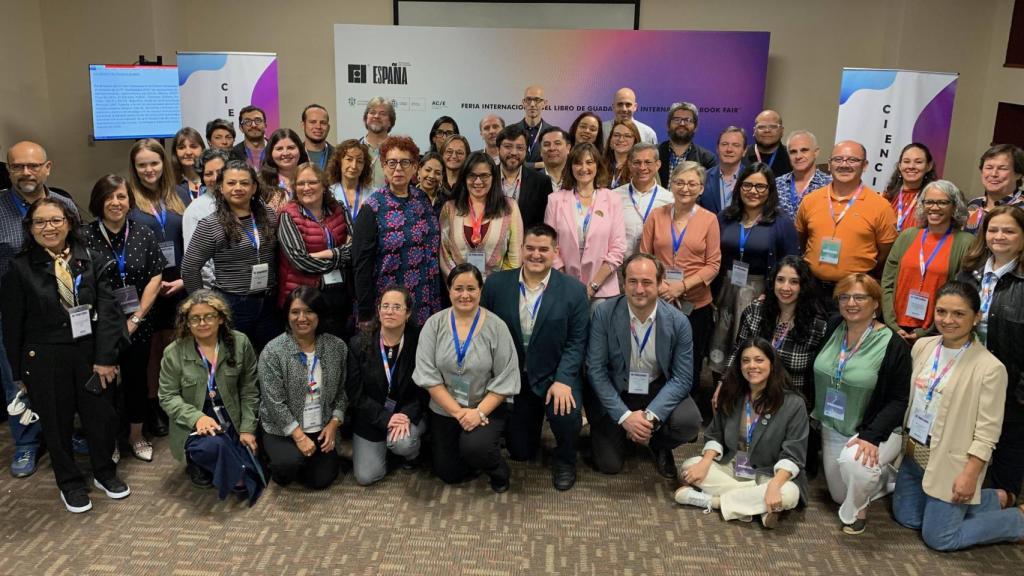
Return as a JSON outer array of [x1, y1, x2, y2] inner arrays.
[[834, 322, 875, 385], [738, 221, 757, 261], [743, 397, 762, 444], [339, 185, 363, 221], [503, 173, 522, 200], [379, 335, 403, 394], [450, 308, 482, 373], [310, 149, 328, 170], [196, 343, 219, 398], [719, 171, 735, 208], [527, 124, 542, 158], [468, 201, 485, 245], [153, 202, 168, 238], [300, 206, 335, 249], [827, 185, 864, 232], [243, 218, 261, 263], [629, 184, 658, 224], [97, 220, 130, 283], [923, 340, 970, 407], [789, 177, 813, 212], [755, 147, 778, 167], [896, 190, 918, 231], [671, 205, 695, 256], [771, 321, 791, 350], [300, 352, 320, 396], [917, 227, 952, 285], [630, 318, 654, 357], [519, 281, 544, 321], [575, 189, 595, 245], [71, 274, 82, 307]]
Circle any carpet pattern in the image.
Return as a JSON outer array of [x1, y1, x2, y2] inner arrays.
[[0, 430, 1021, 576]]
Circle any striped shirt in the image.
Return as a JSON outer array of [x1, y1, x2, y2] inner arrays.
[[181, 206, 278, 295]]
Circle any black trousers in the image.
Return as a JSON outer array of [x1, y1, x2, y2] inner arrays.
[[118, 334, 152, 425], [587, 387, 701, 475], [686, 304, 714, 419], [262, 431, 340, 490], [24, 341, 117, 492], [430, 405, 508, 484], [987, 416, 1024, 496], [505, 380, 581, 466]]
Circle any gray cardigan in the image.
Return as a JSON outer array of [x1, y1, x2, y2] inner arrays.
[[703, 391, 810, 504], [258, 332, 349, 436]]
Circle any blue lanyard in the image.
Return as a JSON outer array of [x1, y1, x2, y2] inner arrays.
[[827, 185, 864, 229], [917, 227, 951, 284], [196, 343, 219, 395], [99, 221, 130, 281], [924, 340, 970, 405], [738, 222, 756, 261], [152, 202, 168, 237], [980, 272, 999, 317], [300, 206, 335, 249], [788, 177, 813, 212], [670, 206, 694, 255], [339, 185, 363, 221], [756, 147, 778, 167], [629, 184, 658, 224], [743, 397, 761, 444], [575, 189, 594, 241], [72, 273, 82, 305], [450, 308, 482, 370], [896, 190, 917, 231], [243, 218, 260, 253], [299, 352, 320, 395], [630, 318, 654, 356], [519, 282, 544, 320], [526, 124, 542, 157], [379, 335, 402, 394], [834, 322, 874, 384]]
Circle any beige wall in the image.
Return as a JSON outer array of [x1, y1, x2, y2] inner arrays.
[[1, 0, 1020, 206]]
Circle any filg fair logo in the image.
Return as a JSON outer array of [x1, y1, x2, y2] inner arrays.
[[348, 63, 409, 85]]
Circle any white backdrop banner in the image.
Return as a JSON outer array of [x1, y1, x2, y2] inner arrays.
[[178, 52, 280, 143], [835, 68, 958, 187]]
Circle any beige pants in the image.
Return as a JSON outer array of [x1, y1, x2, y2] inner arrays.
[[681, 456, 800, 521]]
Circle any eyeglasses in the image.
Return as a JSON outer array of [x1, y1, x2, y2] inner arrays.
[[829, 156, 864, 166], [443, 149, 466, 159], [379, 303, 406, 312], [754, 123, 781, 132], [523, 97, 546, 105], [9, 163, 46, 173], [740, 182, 769, 193], [922, 199, 953, 208], [610, 132, 635, 140], [467, 173, 492, 183], [671, 180, 703, 190], [630, 160, 656, 168], [30, 216, 66, 229], [435, 130, 455, 138], [384, 159, 415, 169], [239, 118, 265, 127], [187, 313, 220, 326], [837, 294, 871, 303], [670, 117, 696, 126]]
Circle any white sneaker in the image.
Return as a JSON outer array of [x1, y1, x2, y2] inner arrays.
[[130, 439, 153, 462], [674, 487, 713, 513]]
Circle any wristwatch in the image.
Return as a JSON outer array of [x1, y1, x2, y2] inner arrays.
[[589, 282, 600, 293], [129, 315, 141, 325], [644, 410, 662, 431], [478, 410, 490, 425]]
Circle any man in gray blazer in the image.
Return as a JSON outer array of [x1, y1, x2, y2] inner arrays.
[[587, 253, 702, 480]]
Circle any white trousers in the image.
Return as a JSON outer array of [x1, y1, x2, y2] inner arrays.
[[681, 456, 800, 521], [821, 425, 902, 525]]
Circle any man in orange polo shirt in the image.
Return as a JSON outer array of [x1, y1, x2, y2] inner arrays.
[[795, 141, 897, 288]]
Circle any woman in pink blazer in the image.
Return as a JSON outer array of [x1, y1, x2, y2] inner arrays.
[[544, 142, 626, 302]]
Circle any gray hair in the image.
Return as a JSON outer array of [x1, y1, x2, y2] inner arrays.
[[666, 102, 699, 128], [195, 147, 230, 175], [670, 160, 706, 185], [914, 179, 968, 230], [363, 96, 396, 126], [628, 142, 659, 162], [785, 130, 819, 149]]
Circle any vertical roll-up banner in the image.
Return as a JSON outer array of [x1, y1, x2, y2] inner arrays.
[[178, 52, 279, 143], [835, 68, 958, 187]]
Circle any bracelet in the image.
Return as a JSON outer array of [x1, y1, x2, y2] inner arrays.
[[478, 410, 489, 425]]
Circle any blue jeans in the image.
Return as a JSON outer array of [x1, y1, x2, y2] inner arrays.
[[222, 292, 281, 353], [0, 315, 41, 450], [893, 458, 1024, 551]]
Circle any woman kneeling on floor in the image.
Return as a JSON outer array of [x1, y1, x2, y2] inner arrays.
[[675, 337, 808, 528]]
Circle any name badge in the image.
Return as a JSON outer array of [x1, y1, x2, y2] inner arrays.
[[677, 300, 694, 315], [824, 388, 847, 420], [467, 250, 486, 274], [664, 268, 683, 282], [820, 238, 842, 265], [250, 263, 269, 291], [734, 450, 756, 479], [323, 269, 344, 285], [302, 396, 323, 431], [69, 305, 93, 339], [730, 261, 750, 287], [159, 241, 176, 268], [113, 285, 140, 314], [908, 409, 934, 445], [906, 290, 930, 320], [450, 375, 471, 407], [383, 398, 397, 414], [628, 370, 650, 395]]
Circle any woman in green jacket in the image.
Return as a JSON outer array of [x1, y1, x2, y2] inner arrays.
[[881, 180, 973, 344], [158, 289, 263, 503]]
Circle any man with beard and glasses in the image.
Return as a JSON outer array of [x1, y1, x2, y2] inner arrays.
[[745, 109, 792, 177], [301, 104, 334, 171], [361, 97, 396, 190], [496, 125, 551, 229], [657, 102, 717, 186], [229, 106, 269, 171]]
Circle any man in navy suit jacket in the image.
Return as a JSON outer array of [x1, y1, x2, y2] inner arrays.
[[587, 254, 702, 481], [481, 224, 589, 490]]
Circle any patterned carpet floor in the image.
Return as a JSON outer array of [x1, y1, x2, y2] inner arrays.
[[1, 428, 1021, 576]]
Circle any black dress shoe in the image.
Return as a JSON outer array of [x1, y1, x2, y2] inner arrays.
[[653, 448, 678, 480], [147, 400, 169, 437], [187, 462, 213, 489], [489, 460, 510, 493], [552, 462, 577, 491]]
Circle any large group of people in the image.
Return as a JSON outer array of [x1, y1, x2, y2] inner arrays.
[[2, 84, 1024, 553]]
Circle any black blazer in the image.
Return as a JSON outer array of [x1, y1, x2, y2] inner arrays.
[[518, 166, 552, 230], [480, 268, 589, 399], [347, 324, 427, 442], [1, 242, 127, 377], [657, 141, 718, 185]]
